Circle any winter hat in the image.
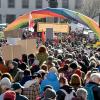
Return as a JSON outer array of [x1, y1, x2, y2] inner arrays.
[[44, 88, 56, 99], [74, 69, 82, 78], [4, 90, 16, 100], [0, 77, 11, 89]]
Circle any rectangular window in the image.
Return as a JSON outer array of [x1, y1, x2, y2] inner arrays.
[[0, 15, 2, 23], [6, 14, 16, 23], [62, 0, 69, 9], [36, 0, 42, 9], [22, 0, 29, 8], [8, 0, 15, 8], [75, 0, 82, 9]]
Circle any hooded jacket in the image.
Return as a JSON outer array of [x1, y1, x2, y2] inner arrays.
[[40, 72, 60, 93]]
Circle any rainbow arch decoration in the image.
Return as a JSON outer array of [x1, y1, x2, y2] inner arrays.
[[4, 8, 100, 39]]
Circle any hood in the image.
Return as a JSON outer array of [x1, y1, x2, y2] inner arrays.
[[46, 72, 58, 81], [61, 85, 74, 94]]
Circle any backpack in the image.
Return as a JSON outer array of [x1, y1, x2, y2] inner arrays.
[[60, 89, 74, 100], [85, 83, 96, 100]]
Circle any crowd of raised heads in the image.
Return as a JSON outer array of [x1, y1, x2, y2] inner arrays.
[[0, 33, 100, 100]]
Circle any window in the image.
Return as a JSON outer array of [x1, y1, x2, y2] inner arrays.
[[48, 0, 58, 8], [22, 0, 29, 8], [62, 0, 69, 9], [6, 14, 16, 23], [75, 0, 82, 9], [8, 0, 15, 8], [36, 0, 42, 9], [0, 15, 1, 23], [54, 17, 58, 23]]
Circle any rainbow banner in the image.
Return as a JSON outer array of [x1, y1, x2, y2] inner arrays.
[[4, 8, 100, 39]]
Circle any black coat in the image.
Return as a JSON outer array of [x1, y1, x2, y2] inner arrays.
[[16, 93, 28, 100], [91, 82, 100, 100], [56, 85, 75, 100]]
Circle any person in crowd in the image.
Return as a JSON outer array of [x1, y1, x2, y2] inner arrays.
[[20, 69, 32, 86], [41, 88, 56, 100], [0, 56, 8, 73], [40, 71, 60, 93], [1, 73, 13, 82], [40, 64, 48, 72], [14, 62, 27, 82], [74, 88, 87, 100], [49, 67, 58, 76], [0, 77, 11, 100], [30, 59, 40, 75], [36, 45, 48, 66], [84, 71, 91, 84], [22, 54, 28, 64], [3, 90, 16, 100], [0, 71, 2, 80], [37, 85, 53, 100], [44, 56, 55, 70], [22, 73, 41, 100], [28, 54, 35, 66], [6, 60, 20, 78], [68, 62, 78, 81], [57, 76, 75, 100], [12, 82, 28, 100], [85, 73, 100, 100], [70, 74, 82, 91]]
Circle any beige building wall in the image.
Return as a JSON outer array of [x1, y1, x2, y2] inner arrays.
[[0, 0, 81, 23]]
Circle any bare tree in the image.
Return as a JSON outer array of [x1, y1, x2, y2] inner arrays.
[[82, 0, 100, 18]]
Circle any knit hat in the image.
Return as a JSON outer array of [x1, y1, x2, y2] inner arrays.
[[0, 77, 11, 89], [4, 90, 16, 100], [44, 88, 56, 99]]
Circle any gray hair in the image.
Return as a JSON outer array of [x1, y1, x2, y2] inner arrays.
[[90, 73, 100, 82], [76, 88, 87, 100]]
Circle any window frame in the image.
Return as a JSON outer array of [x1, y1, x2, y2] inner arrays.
[[35, 0, 43, 9], [8, 0, 15, 8], [22, 0, 29, 8], [62, 0, 69, 9]]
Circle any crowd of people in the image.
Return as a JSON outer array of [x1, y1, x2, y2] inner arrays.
[[0, 32, 100, 100]]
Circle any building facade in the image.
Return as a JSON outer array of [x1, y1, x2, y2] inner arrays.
[[0, 0, 82, 23]]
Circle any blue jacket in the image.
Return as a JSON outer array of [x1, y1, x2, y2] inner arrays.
[[40, 72, 60, 93]]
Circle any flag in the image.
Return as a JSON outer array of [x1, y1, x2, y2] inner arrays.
[[28, 13, 34, 32], [41, 29, 46, 43]]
